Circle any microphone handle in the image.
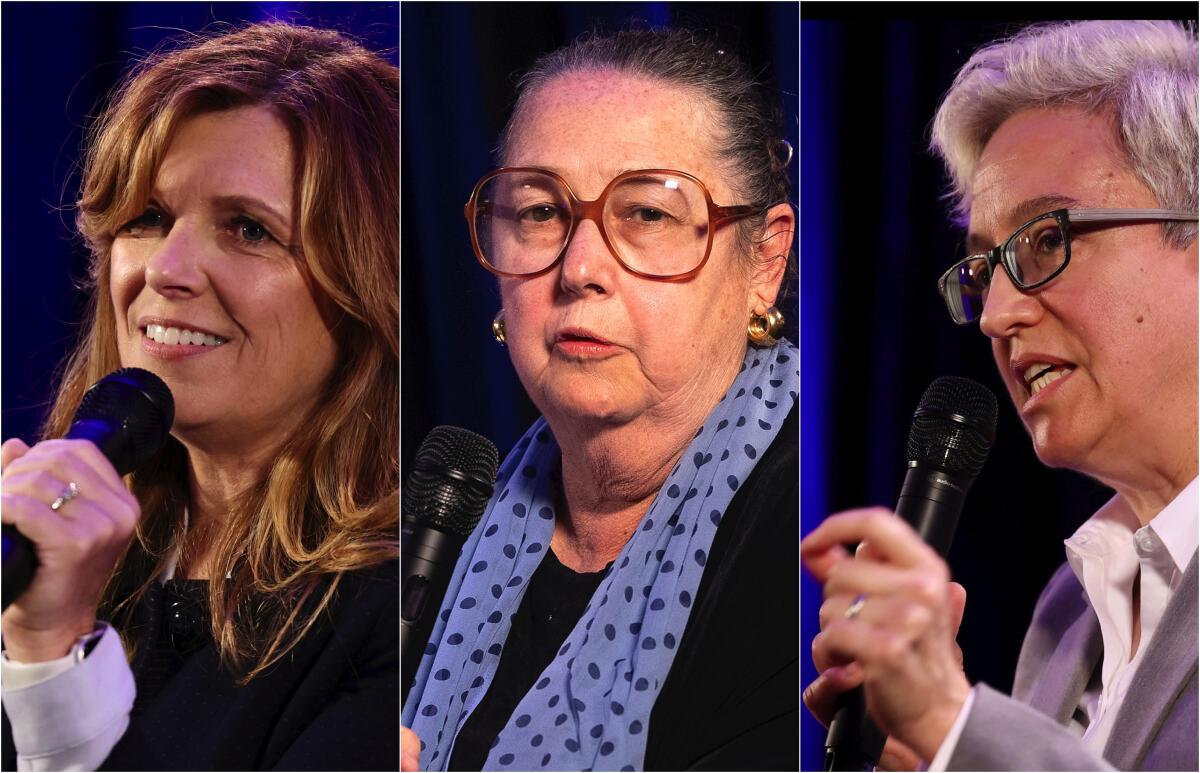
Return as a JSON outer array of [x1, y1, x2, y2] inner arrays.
[[823, 466, 968, 771], [1, 526, 37, 611], [401, 521, 465, 704], [0, 418, 141, 612]]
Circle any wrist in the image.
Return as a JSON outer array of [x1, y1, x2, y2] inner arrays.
[[2, 617, 98, 663], [908, 678, 972, 762]]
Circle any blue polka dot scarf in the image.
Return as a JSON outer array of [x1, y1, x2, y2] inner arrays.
[[404, 339, 797, 770]]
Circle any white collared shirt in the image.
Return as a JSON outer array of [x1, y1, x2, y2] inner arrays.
[[1062, 476, 1198, 751], [928, 476, 1198, 769]]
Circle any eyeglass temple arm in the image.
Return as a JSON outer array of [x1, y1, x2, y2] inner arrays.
[[1066, 208, 1199, 223], [711, 204, 763, 224]]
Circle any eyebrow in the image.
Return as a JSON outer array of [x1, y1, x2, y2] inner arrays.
[[965, 194, 1080, 253], [210, 195, 292, 230]]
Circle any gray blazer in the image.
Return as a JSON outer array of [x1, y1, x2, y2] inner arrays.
[[947, 552, 1198, 771]]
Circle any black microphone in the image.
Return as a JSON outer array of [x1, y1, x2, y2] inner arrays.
[[824, 376, 996, 771], [1, 367, 175, 610], [402, 426, 498, 703]]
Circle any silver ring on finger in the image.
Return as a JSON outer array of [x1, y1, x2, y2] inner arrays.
[[49, 481, 81, 512], [844, 593, 867, 620]]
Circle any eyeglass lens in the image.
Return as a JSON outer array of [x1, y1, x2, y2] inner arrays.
[[945, 216, 1068, 323], [473, 170, 711, 277]]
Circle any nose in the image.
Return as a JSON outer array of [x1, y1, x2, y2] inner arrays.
[[558, 218, 617, 297], [978, 264, 1042, 339], [145, 220, 209, 299]]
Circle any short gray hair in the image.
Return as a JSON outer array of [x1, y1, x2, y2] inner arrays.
[[931, 20, 1198, 246]]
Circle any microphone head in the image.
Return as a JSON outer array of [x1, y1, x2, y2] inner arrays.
[[907, 376, 997, 480], [403, 426, 499, 538], [71, 368, 175, 475]]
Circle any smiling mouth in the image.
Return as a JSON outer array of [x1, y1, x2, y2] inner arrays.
[[1023, 362, 1074, 397], [143, 324, 228, 347]]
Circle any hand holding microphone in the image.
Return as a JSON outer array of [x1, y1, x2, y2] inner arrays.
[[1, 368, 173, 662], [1, 438, 141, 661], [801, 377, 997, 769], [804, 577, 968, 770], [802, 509, 973, 762]]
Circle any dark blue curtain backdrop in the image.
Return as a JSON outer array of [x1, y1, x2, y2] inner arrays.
[[400, 1, 799, 478], [0, 2, 397, 446], [800, 9, 1194, 770]]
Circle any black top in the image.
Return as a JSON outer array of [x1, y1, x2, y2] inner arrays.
[[449, 406, 798, 771], [2, 561, 399, 771]]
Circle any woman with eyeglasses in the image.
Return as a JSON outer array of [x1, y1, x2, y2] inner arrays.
[[0, 23, 398, 770], [803, 20, 1197, 771], [402, 28, 797, 771]]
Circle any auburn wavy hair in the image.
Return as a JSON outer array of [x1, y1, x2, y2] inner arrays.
[[42, 22, 399, 683]]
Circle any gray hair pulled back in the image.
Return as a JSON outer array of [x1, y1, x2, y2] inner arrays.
[[931, 20, 1198, 247], [497, 27, 792, 258]]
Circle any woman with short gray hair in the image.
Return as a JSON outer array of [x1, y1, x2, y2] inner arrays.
[[805, 19, 1197, 771]]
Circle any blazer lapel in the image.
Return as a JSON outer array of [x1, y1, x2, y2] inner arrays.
[[1025, 591, 1103, 725], [1103, 551, 1200, 769]]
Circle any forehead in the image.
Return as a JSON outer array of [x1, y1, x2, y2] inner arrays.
[[155, 106, 294, 210], [506, 70, 726, 197], [967, 107, 1157, 248]]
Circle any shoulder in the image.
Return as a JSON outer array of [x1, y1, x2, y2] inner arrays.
[[335, 558, 399, 595], [1021, 560, 1092, 657], [294, 560, 399, 666], [723, 403, 798, 524], [1030, 561, 1089, 626], [1011, 560, 1095, 700], [705, 402, 797, 578], [646, 405, 798, 768], [327, 560, 399, 627]]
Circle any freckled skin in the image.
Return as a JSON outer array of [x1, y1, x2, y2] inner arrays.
[[974, 107, 1197, 510], [501, 71, 780, 432]]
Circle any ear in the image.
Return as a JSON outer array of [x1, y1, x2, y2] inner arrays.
[[746, 202, 795, 313]]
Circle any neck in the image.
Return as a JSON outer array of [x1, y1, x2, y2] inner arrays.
[[176, 440, 275, 579], [547, 366, 739, 573], [1096, 430, 1197, 527], [1105, 373, 1199, 526], [1110, 465, 1196, 527]]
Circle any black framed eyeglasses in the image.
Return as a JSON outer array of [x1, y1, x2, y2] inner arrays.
[[938, 208, 1198, 325], [464, 167, 764, 281]]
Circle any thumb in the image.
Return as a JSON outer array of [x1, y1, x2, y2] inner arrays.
[[947, 581, 967, 635], [401, 726, 421, 771], [1, 438, 31, 471]]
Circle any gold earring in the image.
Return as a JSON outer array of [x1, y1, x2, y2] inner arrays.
[[748, 306, 784, 346], [492, 309, 506, 346]]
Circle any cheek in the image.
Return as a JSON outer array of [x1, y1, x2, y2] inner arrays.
[[109, 245, 147, 314], [500, 277, 559, 339], [991, 339, 1021, 401]]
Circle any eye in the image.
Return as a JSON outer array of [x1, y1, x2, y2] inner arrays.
[[631, 207, 665, 223], [519, 205, 560, 223], [231, 216, 271, 243], [121, 207, 165, 233], [1034, 228, 1064, 252]]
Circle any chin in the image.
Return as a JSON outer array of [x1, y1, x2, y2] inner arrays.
[[537, 377, 642, 427], [1026, 418, 1091, 472]]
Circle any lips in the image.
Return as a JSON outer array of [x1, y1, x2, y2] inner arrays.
[[552, 326, 621, 359], [1013, 357, 1075, 399], [555, 328, 613, 345], [138, 317, 229, 349]]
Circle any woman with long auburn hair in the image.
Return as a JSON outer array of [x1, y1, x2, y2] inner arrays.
[[0, 22, 398, 770]]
